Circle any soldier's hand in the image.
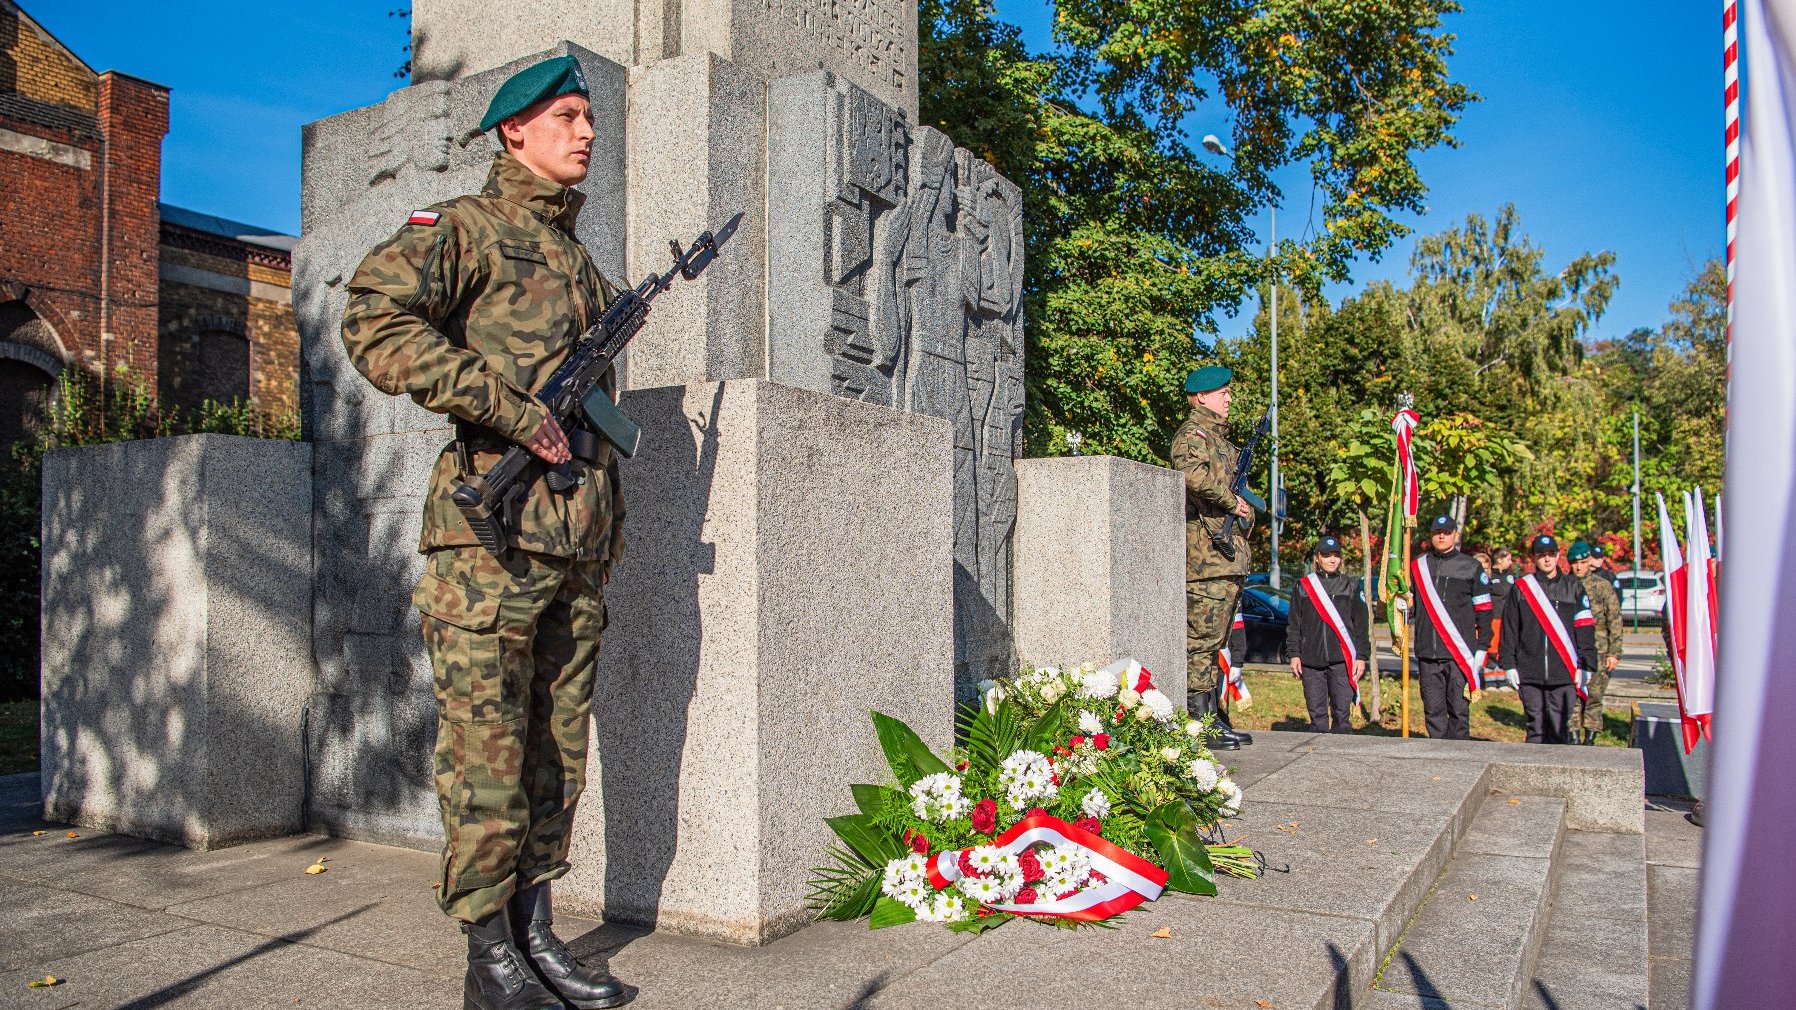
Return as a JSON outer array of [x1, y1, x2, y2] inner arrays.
[[1289, 657, 1302, 678], [525, 415, 572, 464], [1606, 655, 1619, 673], [1233, 496, 1253, 518]]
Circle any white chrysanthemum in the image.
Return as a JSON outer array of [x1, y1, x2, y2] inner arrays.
[[1218, 778, 1242, 816], [968, 845, 1005, 873], [899, 852, 929, 876], [1185, 758, 1220, 792], [1081, 789, 1112, 819], [1141, 688, 1176, 723], [1043, 869, 1080, 896], [1078, 710, 1104, 735], [1032, 666, 1060, 683], [1037, 847, 1069, 873], [982, 684, 1006, 713], [1040, 681, 1063, 704], [929, 893, 968, 922], [895, 878, 933, 909], [1078, 666, 1119, 699], [957, 874, 1005, 903], [881, 861, 913, 898], [908, 772, 971, 822], [1184, 719, 1204, 738], [1118, 688, 1141, 709]]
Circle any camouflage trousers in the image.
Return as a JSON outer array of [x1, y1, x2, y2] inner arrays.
[[1187, 576, 1244, 702], [1579, 664, 1612, 739], [414, 546, 607, 924]]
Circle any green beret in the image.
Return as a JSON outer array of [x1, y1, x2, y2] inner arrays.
[[1567, 540, 1592, 561], [479, 55, 590, 132], [1185, 365, 1232, 394]]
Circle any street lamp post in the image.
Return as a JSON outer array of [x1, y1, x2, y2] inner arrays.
[[1203, 135, 1280, 587]]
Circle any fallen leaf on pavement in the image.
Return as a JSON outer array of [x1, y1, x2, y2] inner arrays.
[[1151, 927, 1172, 939], [31, 830, 44, 837], [304, 858, 329, 875], [1256, 1000, 1276, 1009], [1468, 894, 1479, 902], [65, 832, 78, 839], [1365, 838, 1378, 845], [26, 975, 62, 988], [1274, 822, 1300, 834], [1508, 798, 1522, 805]]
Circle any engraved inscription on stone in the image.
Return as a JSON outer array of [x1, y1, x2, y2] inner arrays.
[[766, 0, 910, 98]]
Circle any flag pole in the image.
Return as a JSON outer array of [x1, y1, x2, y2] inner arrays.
[[1401, 517, 1414, 738]]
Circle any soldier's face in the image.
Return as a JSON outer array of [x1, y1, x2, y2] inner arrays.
[[1189, 386, 1232, 419], [1535, 553, 1560, 575], [502, 95, 596, 186], [1316, 552, 1342, 573]]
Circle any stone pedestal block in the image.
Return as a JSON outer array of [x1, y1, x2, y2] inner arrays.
[[38, 435, 314, 849], [1011, 455, 1187, 699], [556, 379, 955, 944]]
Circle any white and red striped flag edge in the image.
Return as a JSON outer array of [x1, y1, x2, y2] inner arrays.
[[1655, 492, 1688, 694], [1683, 488, 1718, 752], [1728, 0, 1741, 330], [1391, 409, 1420, 518], [1696, 1, 1796, 1005]]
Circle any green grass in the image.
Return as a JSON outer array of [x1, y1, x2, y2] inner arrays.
[[0, 701, 37, 775], [1229, 669, 1633, 746]]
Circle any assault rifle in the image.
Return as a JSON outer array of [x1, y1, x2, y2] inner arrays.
[[451, 225, 728, 555], [1211, 409, 1271, 562]]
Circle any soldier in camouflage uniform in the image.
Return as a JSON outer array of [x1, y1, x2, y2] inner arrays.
[[340, 56, 627, 1010], [1571, 540, 1623, 745], [1173, 365, 1255, 749]]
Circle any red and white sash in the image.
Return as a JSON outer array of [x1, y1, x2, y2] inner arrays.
[[1219, 611, 1250, 704], [925, 812, 1169, 921], [1413, 554, 1480, 689], [1516, 574, 1591, 699], [1299, 573, 1360, 701]]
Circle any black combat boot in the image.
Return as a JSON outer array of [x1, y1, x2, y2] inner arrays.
[[1190, 691, 1240, 750], [463, 909, 565, 1010], [510, 883, 627, 1009], [1215, 698, 1254, 747]]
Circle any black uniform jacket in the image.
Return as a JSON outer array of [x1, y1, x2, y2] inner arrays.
[[1490, 571, 1516, 610], [1290, 571, 1373, 667], [1411, 548, 1492, 662], [1496, 570, 1599, 687]]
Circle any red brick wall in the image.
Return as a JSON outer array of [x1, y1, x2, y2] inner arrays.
[[95, 72, 166, 386], [0, 138, 98, 362]]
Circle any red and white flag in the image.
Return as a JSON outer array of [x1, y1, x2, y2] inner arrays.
[[1218, 612, 1251, 706], [1695, 1, 1796, 1004], [1683, 489, 1718, 752], [1656, 492, 1688, 690], [1391, 409, 1421, 518]]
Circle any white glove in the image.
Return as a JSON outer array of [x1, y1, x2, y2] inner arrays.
[[1505, 669, 1520, 691], [1472, 650, 1488, 675]]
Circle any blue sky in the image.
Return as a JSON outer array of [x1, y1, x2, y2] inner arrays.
[[36, 1, 1721, 341]]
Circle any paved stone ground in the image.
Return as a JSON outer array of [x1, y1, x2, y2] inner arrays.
[[0, 730, 1681, 1010], [1642, 798, 1702, 1010]]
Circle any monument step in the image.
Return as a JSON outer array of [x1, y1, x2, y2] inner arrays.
[[1370, 792, 1568, 1009], [1521, 830, 1651, 1009]]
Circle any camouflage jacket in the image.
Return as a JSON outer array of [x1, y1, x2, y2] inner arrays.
[[1172, 403, 1251, 580], [341, 152, 625, 563], [1581, 571, 1624, 663]]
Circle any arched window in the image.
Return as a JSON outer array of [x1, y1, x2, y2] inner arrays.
[[159, 325, 250, 414], [0, 300, 65, 451]]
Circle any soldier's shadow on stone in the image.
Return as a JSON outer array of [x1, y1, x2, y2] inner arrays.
[[1486, 704, 1528, 731], [1270, 716, 1316, 733], [590, 384, 724, 929]]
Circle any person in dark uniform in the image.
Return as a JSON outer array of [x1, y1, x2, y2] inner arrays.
[[1409, 515, 1492, 740], [1288, 536, 1371, 733], [1589, 543, 1620, 592], [1498, 534, 1600, 744], [1485, 547, 1517, 687]]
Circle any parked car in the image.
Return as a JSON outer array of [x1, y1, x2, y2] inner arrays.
[[1239, 585, 1290, 664], [1616, 569, 1666, 623]]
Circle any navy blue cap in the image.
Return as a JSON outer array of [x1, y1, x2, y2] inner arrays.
[[1530, 534, 1559, 556], [1429, 515, 1457, 533], [1590, 543, 1607, 558], [1315, 535, 1343, 554]]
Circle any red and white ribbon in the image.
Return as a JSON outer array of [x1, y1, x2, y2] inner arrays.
[[1300, 573, 1360, 702], [1725, 0, 1740, 333], [1413, 554, 1479, 689], [1391, 409, 1421, 518], [1516, 574, 1589, 700], [1098, 658, 1156, 695], [925, 813, 1169, 921], [1219, 611, 1250, 703]]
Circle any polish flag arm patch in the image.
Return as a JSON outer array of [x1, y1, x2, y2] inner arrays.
[[1472, 593, 1493, 611], [1573, 609, 1596, 627], [407, 210, 441, 226]]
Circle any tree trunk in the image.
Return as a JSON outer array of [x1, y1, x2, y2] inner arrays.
[[1359, 506, 1383, 721]]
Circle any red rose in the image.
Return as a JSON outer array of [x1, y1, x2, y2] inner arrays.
[[956, 760, 969, 771], [1074, 816, 1102, 836], [957, 850, 978, 876], [1093, 733, 1110, 751], [909, 832, 930, 855], [970, 798, 998, 835], [1014, 887, 1038, 905], [1027, 807, 1048, 819], [1069, 734, 1086, 748], [1018, 850, 1045, 883]]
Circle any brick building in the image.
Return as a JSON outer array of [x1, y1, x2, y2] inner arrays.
[[0, 0, 298, 450]]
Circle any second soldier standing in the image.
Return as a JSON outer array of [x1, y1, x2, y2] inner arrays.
[[1571, 540, 1623, 744]]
